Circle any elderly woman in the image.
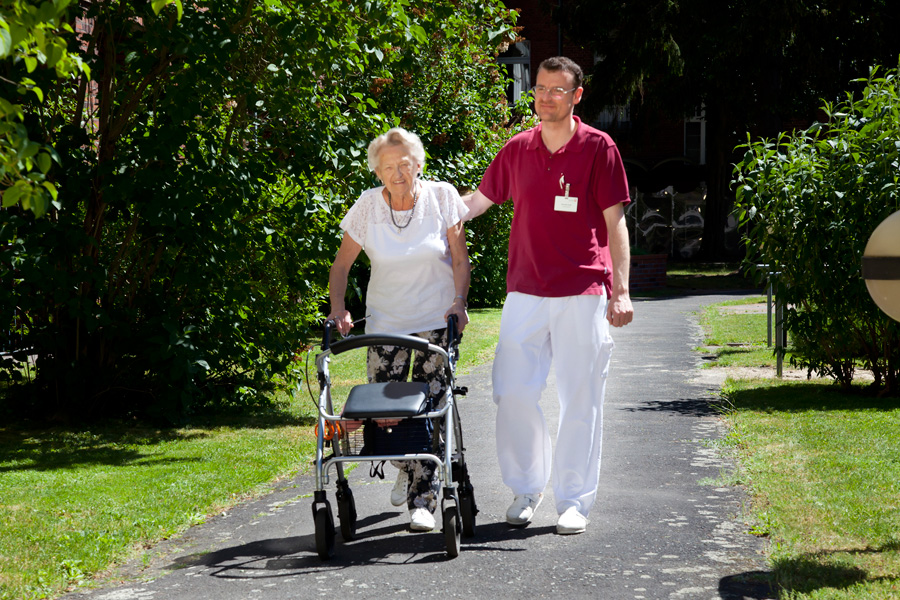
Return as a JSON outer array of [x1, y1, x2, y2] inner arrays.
[[326, 127, 470, 532]]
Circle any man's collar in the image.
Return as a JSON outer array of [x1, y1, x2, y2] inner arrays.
[[527, 116, 587, 153]]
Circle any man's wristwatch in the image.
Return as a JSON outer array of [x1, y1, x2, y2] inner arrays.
[[455, 294, 467, 308]]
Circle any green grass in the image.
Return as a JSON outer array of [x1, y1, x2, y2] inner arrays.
[[628, 261, 763, 298], [0, 309, 502, 600], [0, 424, 311, 599], [669, 261, 744, 277], [721, 378, 900, 598], [453, 308, 503, 371], [700, 298, 900, 598], [698, 296, 798, 369], [666, 261, 761, 291]]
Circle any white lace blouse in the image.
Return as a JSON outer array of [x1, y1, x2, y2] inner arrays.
[[340, 180, 469, 335]]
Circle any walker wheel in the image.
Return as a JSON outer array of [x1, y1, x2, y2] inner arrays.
[[314, 503, 335, 560], [337, 487, 357, 541], [443, 506, 461, 558], [460, 491, 477, 538]]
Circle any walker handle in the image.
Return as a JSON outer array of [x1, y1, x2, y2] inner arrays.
[[447, 314, 460, 351], [328, 333, 431, 356], [321, 319, 336, 351]]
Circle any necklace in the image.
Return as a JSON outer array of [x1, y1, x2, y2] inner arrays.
[[387, 183, 419, 231]]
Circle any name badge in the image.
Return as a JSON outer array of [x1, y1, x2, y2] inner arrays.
[[554, 183, 577, 212], [554, 195, 578, 212]]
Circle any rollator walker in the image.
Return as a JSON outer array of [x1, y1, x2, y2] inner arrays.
[[310, 314, 477, 559]]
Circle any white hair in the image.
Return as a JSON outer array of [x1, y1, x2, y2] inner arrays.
[[367, 127, 426, 173]]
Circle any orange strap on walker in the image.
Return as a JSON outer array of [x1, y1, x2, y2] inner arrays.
[[315, 421, 343, 441]]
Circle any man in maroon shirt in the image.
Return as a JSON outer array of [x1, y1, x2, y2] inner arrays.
[[463, 56, 634, 535]]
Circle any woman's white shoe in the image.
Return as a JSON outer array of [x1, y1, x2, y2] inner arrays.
[[409, 507, 436, 531]]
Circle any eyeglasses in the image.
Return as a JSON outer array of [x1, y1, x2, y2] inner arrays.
[[531, 85, 578, 99]]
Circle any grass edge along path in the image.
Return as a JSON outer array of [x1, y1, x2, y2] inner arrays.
[[701, 298, 900, 599], [0, 309, 502, 600]]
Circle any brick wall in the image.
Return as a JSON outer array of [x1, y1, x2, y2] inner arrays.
[[629, 254, 667, 292], [511, 0, 592, 85]]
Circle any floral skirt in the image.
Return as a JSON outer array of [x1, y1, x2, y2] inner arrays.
[[367, 327, 448, 512]]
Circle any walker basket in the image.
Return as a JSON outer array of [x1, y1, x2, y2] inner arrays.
[[339, 416, 434, 456], [337, 380, 436, 457]]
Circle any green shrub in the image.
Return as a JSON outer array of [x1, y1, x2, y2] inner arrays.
[[460, 104, 536, 308], [0, 1, 518, 422], [466, 199, 513, 307], [733, 63, 900, 394]]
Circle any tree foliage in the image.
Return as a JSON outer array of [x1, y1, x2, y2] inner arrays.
[[1, 0, 517, 421], [733, 64, 900, 394], [1, 0, 90, 218], [558, 0, 900, 258]]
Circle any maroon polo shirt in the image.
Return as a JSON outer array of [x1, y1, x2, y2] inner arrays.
[[478, 117, 631, 298]]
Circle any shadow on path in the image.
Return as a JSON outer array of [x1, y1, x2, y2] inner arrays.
[[166, 515, 553, 579], [623, 396, 723, 417]]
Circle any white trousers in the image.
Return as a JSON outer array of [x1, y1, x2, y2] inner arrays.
[[492, 292, 614, 517]]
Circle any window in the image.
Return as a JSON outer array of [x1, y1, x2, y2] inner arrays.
[[595, 105, 631, 131], [498, 41, 531, 103], [685, 107, 706, 165]]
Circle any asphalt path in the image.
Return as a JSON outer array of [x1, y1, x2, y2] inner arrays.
[[65, 292, 775, 600]]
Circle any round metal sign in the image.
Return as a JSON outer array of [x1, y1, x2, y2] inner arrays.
[[862, 210, 900, 321]]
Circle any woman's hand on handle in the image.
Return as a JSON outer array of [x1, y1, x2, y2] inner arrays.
[[326, 309, 354, 337], [445, 299, 468, 333]]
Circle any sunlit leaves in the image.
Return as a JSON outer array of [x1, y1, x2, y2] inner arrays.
[[1, 0, 89, 217], [150, 0, 184, 20]]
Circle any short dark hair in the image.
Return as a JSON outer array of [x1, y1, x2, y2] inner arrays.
[[537, 56, 583, 89]]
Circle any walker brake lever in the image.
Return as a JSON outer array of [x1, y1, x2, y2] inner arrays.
[[337, 314, 372, 339]]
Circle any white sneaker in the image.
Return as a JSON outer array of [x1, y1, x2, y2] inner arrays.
[[391, 469, 408, 507], [409, 507, 436, 531], [506, 493, 543, 526], [556, 506, 587, 535]]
